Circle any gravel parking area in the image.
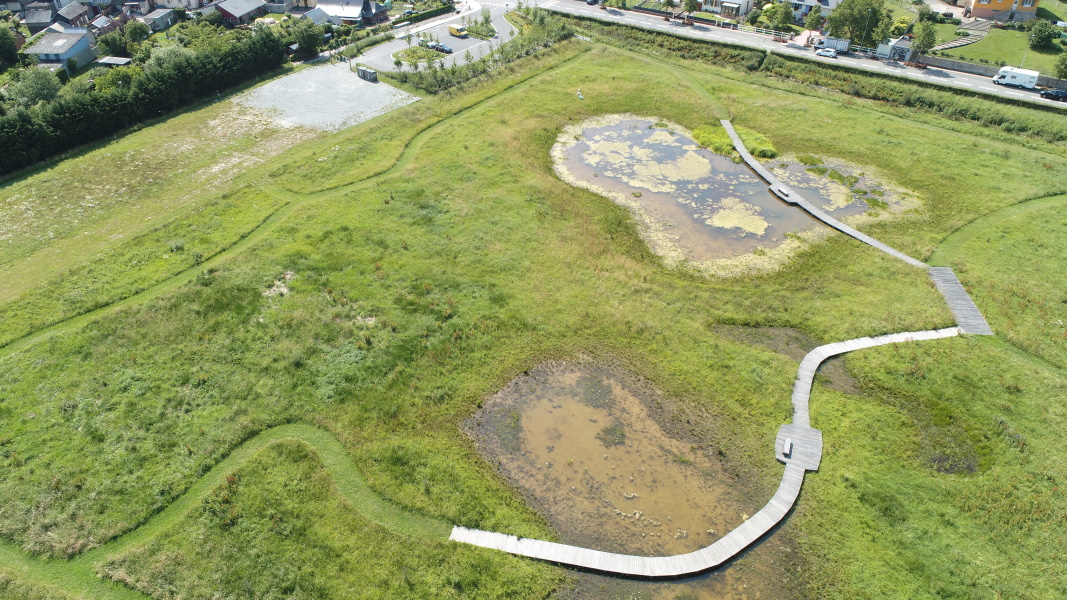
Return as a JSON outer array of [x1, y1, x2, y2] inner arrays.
[[239, 61, 419, 131]]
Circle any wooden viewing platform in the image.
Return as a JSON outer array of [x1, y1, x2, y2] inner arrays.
[[448, 123, 995, 576]]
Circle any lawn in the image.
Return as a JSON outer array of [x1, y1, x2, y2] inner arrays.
[[949, 27, 1066, 76], [1037, 0, 1066, 21], [931, 21, 961, 46], [2, 14, 1067, 600]]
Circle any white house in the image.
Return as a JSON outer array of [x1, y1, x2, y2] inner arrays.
[[23, 28, 96, 73], [699, 0, 754, 19]]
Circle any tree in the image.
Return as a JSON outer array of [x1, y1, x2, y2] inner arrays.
[[804, 5, 823, 31], [772, 1, 794, 29], [663, 0, 676, 11], [393, 56, 402, 70], [1028, 19, 1057, 50], [913, 20, 935, 54], [0, 25, 17, 65], [125, 20, 151, 45], [746, 8, 762, 25], [682, 0, 700, 16], [98, 32, 128, 57], [7, 68, 62, 107], [1056, 51, 1067, 79], [292, 18, 324, 58], [826, 0, 887, 47]]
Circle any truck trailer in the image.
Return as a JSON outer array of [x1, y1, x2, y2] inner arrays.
[[815, 37, 850, 52], [992, 66, 1039, 89]]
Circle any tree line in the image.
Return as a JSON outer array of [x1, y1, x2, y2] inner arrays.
[[0, 21, 286, 176]]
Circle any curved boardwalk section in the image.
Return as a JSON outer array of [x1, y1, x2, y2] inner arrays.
[[450, 125, 995, 576]]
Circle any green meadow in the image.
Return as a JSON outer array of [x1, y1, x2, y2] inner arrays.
[[1, 17, 1066, 599]]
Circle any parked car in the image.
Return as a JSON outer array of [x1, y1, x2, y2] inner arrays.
[[1040, 88, 1067, 101], [586, 0, 598, 4], [437, 43, 453, 53], [402, 9, 414, 16], [815, 48, 837, 58]]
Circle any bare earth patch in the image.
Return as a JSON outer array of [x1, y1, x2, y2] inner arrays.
[[238, 62, 420, 131]]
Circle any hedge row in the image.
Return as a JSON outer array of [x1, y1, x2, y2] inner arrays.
[[0, 29, 285, 176]]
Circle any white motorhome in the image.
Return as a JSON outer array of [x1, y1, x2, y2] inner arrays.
[[992, 66, 1039, 89]]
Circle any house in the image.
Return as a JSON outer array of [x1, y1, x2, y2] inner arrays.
[[55, 1, 89, 26], [22, 28, 96, 73], [141, 6, 174, 29], [217, 0, 264, 24], [299, 6, 336, 24], [964, 0, 1038, 21], [698, 0, 754, 18], [156, 0, 207, 9], [316, 0, 386, 25], [790, 0, 843, 22], [24, 8, 54, 33]]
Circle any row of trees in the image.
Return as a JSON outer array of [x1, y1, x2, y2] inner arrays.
[[0, 25, 286, 175]]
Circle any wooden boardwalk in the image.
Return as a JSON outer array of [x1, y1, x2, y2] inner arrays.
[[448, 125, 995, 576], [719, 120, 928, 269], [928, 267, 994, 335]]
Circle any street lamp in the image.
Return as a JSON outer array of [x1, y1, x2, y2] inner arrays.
[[861, 8, 872, 48]]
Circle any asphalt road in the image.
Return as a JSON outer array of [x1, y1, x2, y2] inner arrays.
[[360, 1, 519, 72], [538, 0, 1067, 110]]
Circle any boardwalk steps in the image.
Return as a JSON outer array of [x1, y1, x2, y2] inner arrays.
[[448, 122, 994, 576]]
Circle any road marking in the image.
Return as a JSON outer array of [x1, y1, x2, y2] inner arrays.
[[955, 82, 973, 87]]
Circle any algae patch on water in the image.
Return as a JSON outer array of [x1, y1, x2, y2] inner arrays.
[[552, 115, 918, 277]]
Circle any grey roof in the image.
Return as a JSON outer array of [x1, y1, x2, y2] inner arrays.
[[24, 30, 87, 55], [24, 8, 53, 22], [301, 6, 335, 24], [145, 7, 172, 17], [96, 55, 132, 65], [5, 2, 24, 13], [218, 0, 264, 17], [57, 2, 87, 18], [26, 1, 53, 8]]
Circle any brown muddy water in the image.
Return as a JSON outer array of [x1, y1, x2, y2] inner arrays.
[[561, 118, 878, 262], [465, 363, 793, 599]]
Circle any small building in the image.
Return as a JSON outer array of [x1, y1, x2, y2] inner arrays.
[[95, 55, 133, 66], [4, 1, 25, 17], [141, 7, 175, 29], [88, 13, 111, 31], [217, 0, 265, 24], [24, 8, 55, 34], [790, 0, 843, 22], [22, 28, 96, 73], [55, 1, 90, 26], [156, 0, 209, 8], [877, 35, 913, 61], [965, 0, 1038, 21]]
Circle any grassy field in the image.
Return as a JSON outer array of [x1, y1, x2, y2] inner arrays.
[[949, 27, 1066, 76], [1, 16, 1067, 600]]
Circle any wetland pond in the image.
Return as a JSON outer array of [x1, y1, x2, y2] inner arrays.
[[554, 116, 911, 275], [466, 363, 790, 599]]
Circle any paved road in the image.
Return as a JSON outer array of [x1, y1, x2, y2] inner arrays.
[[359, 1, 518, 72], [537, 0, 1067, 110]]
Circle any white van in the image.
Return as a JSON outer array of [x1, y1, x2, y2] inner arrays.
[[992, 66, 1039, 89]]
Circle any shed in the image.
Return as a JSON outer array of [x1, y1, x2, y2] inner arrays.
[[217, 0, 265, 24], [95, 55, 133, 66], [142, 7, 175, 29]]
